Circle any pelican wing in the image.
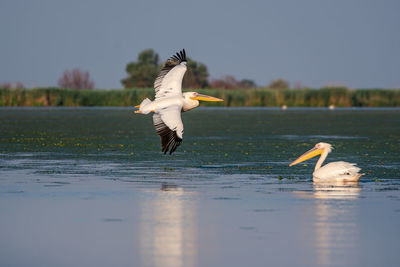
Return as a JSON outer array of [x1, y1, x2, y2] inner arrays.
[[314, 161, 361, 180], [153, 105, 184, 154], [154, 49, 187, 100]]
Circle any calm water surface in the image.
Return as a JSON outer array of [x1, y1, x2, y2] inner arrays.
[[0, 107, 399, 267]]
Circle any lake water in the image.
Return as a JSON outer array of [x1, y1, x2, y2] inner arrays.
[[0, 107, 399, 267]]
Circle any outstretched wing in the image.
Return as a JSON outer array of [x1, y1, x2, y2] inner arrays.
[[153, 106, 184, 154], [154, 49, 187, 100]]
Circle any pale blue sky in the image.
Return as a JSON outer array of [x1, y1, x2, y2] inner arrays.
[[1, 0, 399, 89]]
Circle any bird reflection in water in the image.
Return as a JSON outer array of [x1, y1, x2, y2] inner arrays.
[[139, 183, 196, 267], [313, 181, 361, 199], [295, 181, 361, 266], [313, 181, 361, 266]]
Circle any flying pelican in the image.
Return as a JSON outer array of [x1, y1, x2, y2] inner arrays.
[[289, 142, 363, 182], [134, 49, 223, 154]]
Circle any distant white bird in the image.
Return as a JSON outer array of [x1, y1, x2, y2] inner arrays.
[[134, 49, 223, 154], [289, 142, 363, 182]]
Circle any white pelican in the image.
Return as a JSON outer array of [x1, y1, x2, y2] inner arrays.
[[134, 49, 223, 154], [289, 142, 363, 182]]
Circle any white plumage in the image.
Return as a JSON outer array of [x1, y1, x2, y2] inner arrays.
[[313, 161, 362, 181], [154, 64, 187, 100], [135, 49, 223, 154], [290, 142, 363, 182]]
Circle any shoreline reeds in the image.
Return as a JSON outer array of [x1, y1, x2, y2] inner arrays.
[[1, 87, 399, 107]]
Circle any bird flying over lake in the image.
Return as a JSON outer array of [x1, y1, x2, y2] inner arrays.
[[134, 49, 223, 154], [289, 142, 363, 182]]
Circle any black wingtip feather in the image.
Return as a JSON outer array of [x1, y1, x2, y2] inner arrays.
[[169, 138, 182, 154], [154, 49, 187, 92], [160, 132, 182, 155], [154, 119, 183, 155], [181, 48, 186, 62], [168, 49, 187, 63]]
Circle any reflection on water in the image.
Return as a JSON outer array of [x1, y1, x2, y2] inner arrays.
[[312, 182, 361, 266], [313, 182, 361, 200], [139, 184, 197, 267]]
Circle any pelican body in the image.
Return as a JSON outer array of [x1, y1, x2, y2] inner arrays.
[[289, 142, 363, 182], [135, 49, 223, 154]]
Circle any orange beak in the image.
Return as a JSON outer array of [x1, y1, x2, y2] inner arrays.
[[191, 94, 223, 102], [289, 147, 324, 166]]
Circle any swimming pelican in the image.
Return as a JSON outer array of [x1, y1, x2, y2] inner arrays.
[[134, 49, 223, 154], [289, 142, 363, 182]]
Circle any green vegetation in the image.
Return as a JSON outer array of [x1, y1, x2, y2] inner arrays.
[[121, 49, 210, 89], [1, 87, 399, 107], [268, 79, 290, 90], [183, 58, 209, 88], [121, 49, 160, 88]]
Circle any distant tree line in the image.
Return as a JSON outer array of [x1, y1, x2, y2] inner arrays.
[[121, 49, 308, 90], [0, 81, 25, 89], [0, 49, 308, 91], [2, 49, 395, 92], [58, 69, 95, 89], [1, 69, 95, 91], [122, 49, 288, 90], [121, 49, 210, 89]]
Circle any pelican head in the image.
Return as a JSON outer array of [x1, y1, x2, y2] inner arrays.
[[182, 92, 223, 111], [289, 142, 332, 166], [184, 92, 223, 102]]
